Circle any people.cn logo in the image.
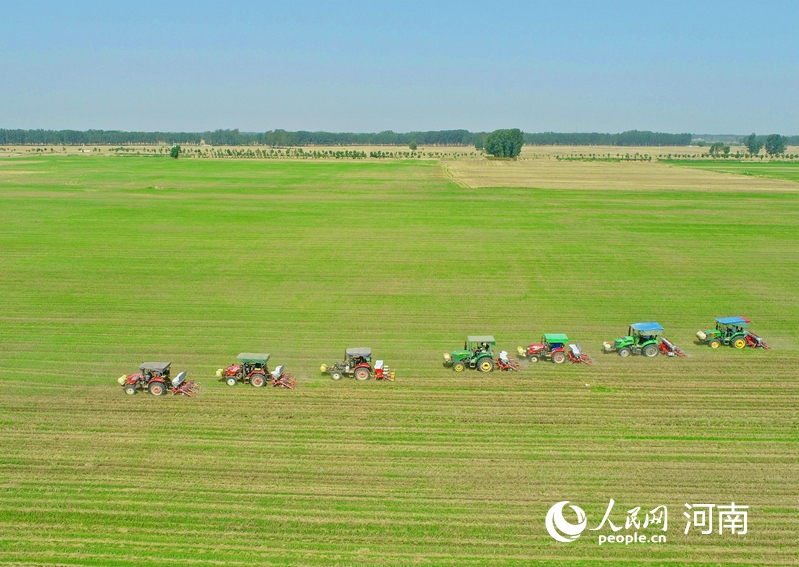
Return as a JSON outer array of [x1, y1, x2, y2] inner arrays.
[[545, 501, 588, 543]]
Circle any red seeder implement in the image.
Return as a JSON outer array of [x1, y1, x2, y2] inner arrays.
[[271, 365, 297, 389], [746, 331, 771, 350], [659, 337, 686, 357], [567, 344, 593, 364], [496, 351, 521, 371], [173, 378, 201, 397]]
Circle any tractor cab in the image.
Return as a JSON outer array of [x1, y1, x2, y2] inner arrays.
[[141, 361, 171, 381], [543, 333, 568, 351], [444, 336, 496, 372], [345, 347, 372, 368], [629, 322, 663, 346], [237, 353, 270, 374]]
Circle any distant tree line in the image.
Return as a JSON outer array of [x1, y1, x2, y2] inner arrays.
[[0, 128, 476, 147], [0, 128, 705, 148], [523, 130, 693, 146]]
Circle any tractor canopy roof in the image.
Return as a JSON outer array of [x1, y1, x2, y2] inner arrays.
[[544, 333, 569, 343], [237, 353, 270, 363], [140, 362, 171, 372], [467, 335, 496, 344], [630, 322, 664, 333], [715, 316, 750, 326], [346, 347, 372, 357]]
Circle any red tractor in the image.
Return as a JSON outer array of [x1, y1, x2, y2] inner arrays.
[[118, 362, 201, 396], [517, 334, 593, 364], [217, 353, 296, 389], [320, 348, 395, 381]]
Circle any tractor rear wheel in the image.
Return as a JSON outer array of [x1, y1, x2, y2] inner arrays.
[[618, 348, 631, 358], [148, 382, 166, 396], [330, 371, 343, 380], [478, 358, 494, 372], [250, 374, 266, 388], [733, 337, 747, 349], [552, 352, 566, 364], [226, 376, 238, 387], [123, 385, 137, 396], [452, 361, 465, 372], [354, 368, 370, 381], [709, 339, 721, 349], [642, 344, 659, 358], [528, 355, 539, 363]]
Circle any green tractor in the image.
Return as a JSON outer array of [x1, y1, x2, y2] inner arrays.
[[696, 316, 770, 349], [443, 335, 496, 372], [603, 322, 685, 358]]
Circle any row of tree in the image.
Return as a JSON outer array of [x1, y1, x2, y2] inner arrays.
[[1, 128, 700, 148], [522, 130, 692, 146], [3, 128, 793, 151]]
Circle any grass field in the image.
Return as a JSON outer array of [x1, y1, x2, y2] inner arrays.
[[1, 155, 798, 566], [668, 159, 799, 183]]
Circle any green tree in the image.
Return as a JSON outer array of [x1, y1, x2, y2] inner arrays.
[[764, 134, 787, 156], [484, 128, 524, 158], [743, 133, 763, 156], [409, 140, 417, 150], [170, 145, 180, 159], [708, 142, 731, 157]]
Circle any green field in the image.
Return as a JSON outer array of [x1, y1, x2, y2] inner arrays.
[[670, 159, 799, 183], [1, 156, 797, 566]]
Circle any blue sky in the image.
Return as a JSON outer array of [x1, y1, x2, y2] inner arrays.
[[1, 1, 796, 134]]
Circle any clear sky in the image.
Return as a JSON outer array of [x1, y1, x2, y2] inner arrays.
[[1, 1, 796, 134]]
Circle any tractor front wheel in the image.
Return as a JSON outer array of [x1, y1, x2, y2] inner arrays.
[[551, 352, 566, 364], [642, 344, 659, 358], [123, 385, 137, 396], [452, 361, 466, 372], [478, 358, 494, 372], [528, 355, 539, 363], [225, 376, 238, 387], [354, 368, 371, 381], [330, 371, 343, 380], [709, 339, 721, 349], [250, 374, 266, 388], [733, 337, 747, 349], [618, 348, 631, 358], [148, 382, 166, 396]]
